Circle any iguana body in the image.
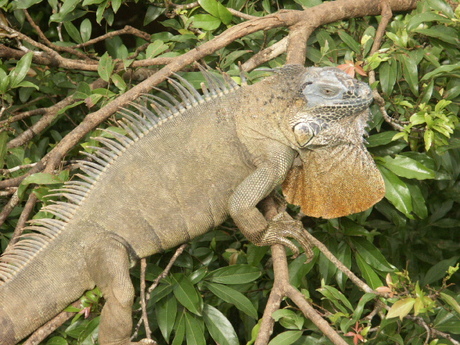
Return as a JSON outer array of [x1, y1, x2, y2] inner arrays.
[[0, 65, 385, 345]]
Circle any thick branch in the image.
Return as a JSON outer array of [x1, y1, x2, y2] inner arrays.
[[40, 0, 419, 174]]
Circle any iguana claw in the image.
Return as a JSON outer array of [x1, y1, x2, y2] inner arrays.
[[132, 339, 157, 345], [261, 212, 314, 262]]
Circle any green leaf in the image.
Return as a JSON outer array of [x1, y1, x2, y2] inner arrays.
[[352, 293, 377, 321], [184, 312, 206, 345], [268, 331, 303, 345], [424, 129, 434, 151], [15, 80, 38, 90], [0, 131, 8, 168], [58, 0, 79, 16], [378, 166, 413, 217], [380, 155, 435, 180], [337, 31, 360, 54], [205, 282, 258, 319], [206, 264, 261, 284], [144, 6, 166, 26], [318, 250, 337, 284], [288, 249, 316, 287], [18, 172, 66, 199], [379, 61, 397, 95], [426, 0, 455, 17], [146, 40, 169, 59], [272, 309, 304, 330], [440, 293, 460, 316], [406, 181, 428, 219], [172, 312, 186, 345], [63, 21, 82, 43], [399, 54, 418, 96], [351, 237, 395, 272], [317, 284, 353, 313], [203, 304, 239, 345], [335, 243, 351, 291], [97, 52, 114, 82], [172, 274, 202, 315], [422, 257, 459, 285], [366, 131, 399, 147], [111, 74, 126, 92], [82, 0, 105, 5], [421, 62, 460, 81], [80, 18, 92, 42], [386, 298, 416, 320], [293, 0, 322, 7], [78, 317, 100, 344], [220, 49, 252, 69], [156, 294, 177, 342], [11, 0, 43, 10], [355, 253, 383, 289], [191, 14, 221, 30], [407, 12, 451, 31], [111, 0, 121, 12], [45, 336, 68, 345], [10, 52, 33, 89], [0, 68, 9, 93], [198, 0, 232, 24], [413, 26, 459, 46]]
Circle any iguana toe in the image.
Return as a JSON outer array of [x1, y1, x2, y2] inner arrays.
[[260, 212, 314, 262], [131, 339, 157, 345]]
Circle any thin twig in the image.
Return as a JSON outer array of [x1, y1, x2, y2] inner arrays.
[[140, 259, 153, 340], [303, 231, 377, 294], [367, 1, 404, 131], [0, 187, 17, 196], [228, 8, 258, 20], [73, 25, 151, 49], [406, 315, 460, 345], [147, 244, 188, 296], [0, 190, 20, 226], [23, 9, 93, 61], [256, 243, 348, 345], [131, 244, 187, 340], [0, 163, 38, 174]]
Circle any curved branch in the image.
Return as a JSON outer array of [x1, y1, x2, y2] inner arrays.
[[23, 9, 94, 61], [40, 0, 419, 174]]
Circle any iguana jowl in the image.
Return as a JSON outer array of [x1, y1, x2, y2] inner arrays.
[[0, 65, 385, 345]]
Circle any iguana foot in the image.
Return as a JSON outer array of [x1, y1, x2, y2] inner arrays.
[[258, 212, 314, 261], [131, 339, 157, 345]]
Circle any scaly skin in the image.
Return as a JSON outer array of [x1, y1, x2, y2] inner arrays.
[[0, 65, 384, 344]]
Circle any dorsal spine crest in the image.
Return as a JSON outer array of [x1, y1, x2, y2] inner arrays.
[[0, 68, 241, 285]]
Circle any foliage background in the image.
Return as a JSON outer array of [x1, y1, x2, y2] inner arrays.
[[0, 0, 459, 344]]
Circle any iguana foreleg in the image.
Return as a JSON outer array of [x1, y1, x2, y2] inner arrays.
[[86, 236, 153, 345], [229, 145, 313, 259]]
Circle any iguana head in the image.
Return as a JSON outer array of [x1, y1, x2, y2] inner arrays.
[[281, 67, 385, 219], [290, 67, 373, 147]]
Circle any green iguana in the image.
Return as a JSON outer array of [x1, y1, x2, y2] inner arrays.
[[0, 65, 385, 345]]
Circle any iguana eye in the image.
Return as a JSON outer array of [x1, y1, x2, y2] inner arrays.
[[321, 87, 339, 97]]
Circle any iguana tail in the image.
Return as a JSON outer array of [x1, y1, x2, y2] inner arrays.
[[0, 236, 93, 345]]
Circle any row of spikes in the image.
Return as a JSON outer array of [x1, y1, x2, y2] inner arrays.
[[0, 68, 242, 284]]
